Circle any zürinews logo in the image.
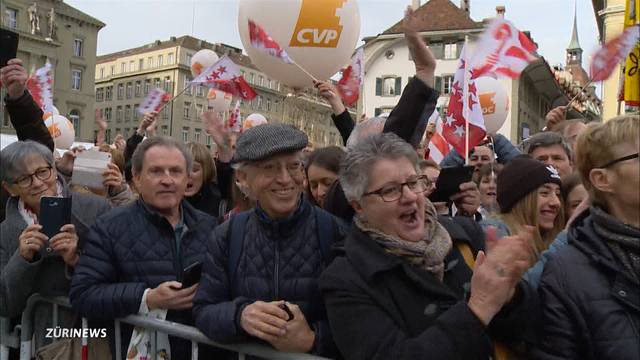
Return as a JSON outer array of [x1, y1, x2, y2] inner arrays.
[[289, 0, 347, 48]]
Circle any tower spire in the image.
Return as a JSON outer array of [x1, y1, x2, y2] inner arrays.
[[567, 0, 581, 51]]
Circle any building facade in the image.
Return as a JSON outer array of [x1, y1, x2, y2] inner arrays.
[[94, 36, 346, 147], [363, 0, 600, 143], [1, 0, 104, 141]]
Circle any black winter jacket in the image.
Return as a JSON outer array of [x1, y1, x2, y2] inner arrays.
[[4, 90, 54, 151], [320, 224, 538, 360], [531, 209, 640, 359], [69, 199, 217, 358], [193, 198, 345, 358]]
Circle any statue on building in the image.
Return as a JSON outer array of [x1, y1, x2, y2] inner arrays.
[[28, 2, 40, 35], [47, 8, 57, 39]]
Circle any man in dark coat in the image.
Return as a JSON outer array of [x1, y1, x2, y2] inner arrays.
[[193, 124, 344, 358], [70, 136, 217, 359]]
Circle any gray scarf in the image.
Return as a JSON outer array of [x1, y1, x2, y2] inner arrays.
[[355, 201, 452, 281], [591, 206, 640, 285]]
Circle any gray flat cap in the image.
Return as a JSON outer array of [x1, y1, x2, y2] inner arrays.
[[233, 123, 308, 163]]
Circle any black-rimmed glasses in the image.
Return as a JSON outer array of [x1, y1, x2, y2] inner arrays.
[[363, 175, 431, 202], [598, 153, 639, 169], [12, 166, 53, 188]]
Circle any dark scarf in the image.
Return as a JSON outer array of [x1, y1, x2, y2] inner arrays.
[[355, 201, 452, 281], [591, 206, 640, 285]]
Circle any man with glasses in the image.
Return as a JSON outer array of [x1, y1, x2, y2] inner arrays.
[[193, 124, 345, 357], [70, 137, 218, 359]]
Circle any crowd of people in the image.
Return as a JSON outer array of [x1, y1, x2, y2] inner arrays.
[[1, 6, 639, 360]]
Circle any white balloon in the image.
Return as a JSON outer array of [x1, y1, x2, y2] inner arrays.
[[191, 49, 220, 77], [42, 105, 60, 120], [476, 77, 510, 134], [244, 113, 268, 131], [44, 114, 75, 149], [238, 0, 360, 89], [207, 89, 233, 113]]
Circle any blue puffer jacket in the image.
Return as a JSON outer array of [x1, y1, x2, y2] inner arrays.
[[70, 199, 217, 357], [193, 198, 345, 358]]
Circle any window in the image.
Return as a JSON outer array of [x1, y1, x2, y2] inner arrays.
[[444, 43, 458, 60], [168, 53, 174, 64], [182, 128, 189, 143], [184, 76, 192, 95], [162, 106, 169, 119], [196, 85, 205, 97], [133, 104, 139, 117], [256, 96, 263, 110], [72, 39, 83, 57], [184, 102, 191, 118], [186, 53, 192, 65], [96, 88, 104, 102], [99, 68, 104, 79], [206, 135, 212, 146], [258, 76, 264, 87], [69, 110, 80, 134], [135, 81, 141, 97], [436, 75, 453, 94], [194, 130, 201, 143], [144, 80, 150, 94], [196, 103, 204, 116], [129, 61, 135, 72], [268, 79, 273, 89], [248, 73, 254, 84], [376, 76, 401, 97], [164, 77, 171, 92], [116, 106, 123, 122], [110, 65, 115, 76], [4, 8, 18, 29], [121, 63, 126, 73], [126, 82, 132, 99], [125, 105, 131, 121], [158, 55, 163, 67], [148, 57, 153, 68], [71, 69, 82, 90], [154, 78, 161, 89], [139, 59, 144, 71], [105, 86, 113, 101], [162, 126, 168, 136], [104, 107, 112, 121], [266, 99, 271, 112]]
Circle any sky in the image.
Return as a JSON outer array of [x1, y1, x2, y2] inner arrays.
[[66, 0, 599, 70]]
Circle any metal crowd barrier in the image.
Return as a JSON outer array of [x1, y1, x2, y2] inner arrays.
[[0, 294, 331, 360]]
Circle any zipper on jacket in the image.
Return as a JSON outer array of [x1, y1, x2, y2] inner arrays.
[[274, 236, 280, 300]]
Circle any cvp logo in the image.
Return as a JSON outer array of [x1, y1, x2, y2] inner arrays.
[[479, 92, 496, 115], [289, 0, 346, 48]]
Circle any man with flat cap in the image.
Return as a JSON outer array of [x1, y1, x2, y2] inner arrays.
[[193, 123, 344, 357]]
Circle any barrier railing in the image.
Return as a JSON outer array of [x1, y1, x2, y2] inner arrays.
[[1, 294, 332, 360]]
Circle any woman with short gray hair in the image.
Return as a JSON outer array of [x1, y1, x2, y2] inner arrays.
[[0, 140, 110, 350], [320, 133, 538, 359]]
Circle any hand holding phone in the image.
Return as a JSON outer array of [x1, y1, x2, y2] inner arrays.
[[428, 166, 475, 203], [39, 197, 72, 256]]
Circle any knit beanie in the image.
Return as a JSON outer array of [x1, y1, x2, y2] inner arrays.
[[497, 156, 562, 213]]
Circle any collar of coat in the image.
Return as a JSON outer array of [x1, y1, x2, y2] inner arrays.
[[136, 198, 210, 230], [253, 195, 311, 236]]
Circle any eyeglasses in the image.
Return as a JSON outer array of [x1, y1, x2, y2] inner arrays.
[[253, 161, 304, 179], [13, 166, 53, 188], [363, 175, 431, 202], [598, 153, 639, 168]]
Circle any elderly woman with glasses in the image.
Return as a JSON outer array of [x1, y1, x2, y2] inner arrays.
[[532, 115, 640, 359], [0, 141, 109, 349], [320, 133, 538, 360]]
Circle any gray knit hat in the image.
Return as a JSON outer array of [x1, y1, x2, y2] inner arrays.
[[232, 123, 308, 163]]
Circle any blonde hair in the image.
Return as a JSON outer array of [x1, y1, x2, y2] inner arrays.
[[186, 142, 215, 184], [575, 115, 639, 208], [498, 189, 565, 264]]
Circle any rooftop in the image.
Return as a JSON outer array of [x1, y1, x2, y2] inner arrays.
[[381, 0, 483, 35]]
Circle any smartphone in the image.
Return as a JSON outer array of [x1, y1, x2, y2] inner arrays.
[[71, 150, 112, 189], [428, 166, 475, 203], [181, 262, 202, 288], [0, 28, 19, 68], [40, 197, 72, 254]]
